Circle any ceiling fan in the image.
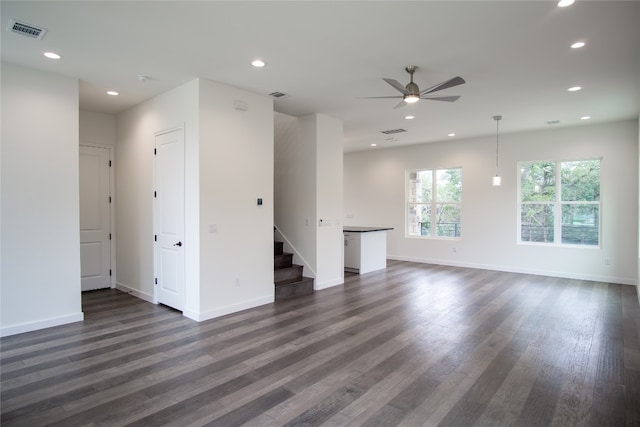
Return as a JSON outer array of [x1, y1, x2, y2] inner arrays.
[[364, 66, 465, 109]]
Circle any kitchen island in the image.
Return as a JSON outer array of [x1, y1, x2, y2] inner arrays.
[[343, 226, 393, 274]]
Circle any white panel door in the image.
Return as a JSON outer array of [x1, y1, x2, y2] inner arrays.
[[154, 127, 185, 311], [80, 146, 111, 291]]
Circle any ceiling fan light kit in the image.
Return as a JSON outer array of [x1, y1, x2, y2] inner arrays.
[[364, 65, 466, 109], [404, 94, 419, 103]]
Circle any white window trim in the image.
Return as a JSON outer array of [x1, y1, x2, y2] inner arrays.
[[517, 158, 601, 248], [406, 167, 462, 240]]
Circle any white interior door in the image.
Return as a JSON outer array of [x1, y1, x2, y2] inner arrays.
[[80, 146, 111, 291], [154, 127, 185, 311]]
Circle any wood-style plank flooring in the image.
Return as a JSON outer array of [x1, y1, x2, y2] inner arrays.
[[2, 260, 640, 426]]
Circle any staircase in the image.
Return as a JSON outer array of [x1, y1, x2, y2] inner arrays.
[[274, 241, 314, 300]]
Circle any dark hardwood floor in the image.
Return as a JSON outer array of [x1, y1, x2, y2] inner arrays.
[[2, 260, 639, 426]]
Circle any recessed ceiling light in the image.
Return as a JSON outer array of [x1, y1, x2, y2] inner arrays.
[[251, 59, 266, 68], [448, 133, 456, 137], [568, 86, 582, 92], [404, 115, 415, 120], [571, 41, 586, 49], [106, 91, 119, 96], [580, 116, 591, 120], [371, 143, 377, 147], [43, 52, 61, 59], [557, 0, 575, 7]]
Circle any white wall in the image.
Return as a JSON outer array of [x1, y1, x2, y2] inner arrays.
[[274, 113, 318, 276], [79, 110, 116, 287], [274, 113, 345, 289], [80, 110, 116, 147], [1, 62, 83, 336], [116, 78, 274, 321], [345, 119, 638, 285], [316, 114, 344, 289], [115, 79, 200, 314], [197, 79, 274, 319]]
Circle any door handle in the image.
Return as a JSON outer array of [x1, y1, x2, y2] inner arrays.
[[173, 241, 183, 247]]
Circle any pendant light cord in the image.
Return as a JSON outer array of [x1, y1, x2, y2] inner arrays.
[[494, 115, 502, 173]]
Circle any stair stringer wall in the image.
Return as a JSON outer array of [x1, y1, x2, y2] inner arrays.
[[274, 112, 344, 291], [274, 226, 316, 279], [274, 112, 318, 279]]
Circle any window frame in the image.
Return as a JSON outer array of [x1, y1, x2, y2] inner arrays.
[[517, 157, 601, 248], [406, 167, 462, 239]]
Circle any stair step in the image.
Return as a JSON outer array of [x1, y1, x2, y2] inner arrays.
[[273, 240, 313, 299], [275, 276, 314, 300], [274, 264, 303, 284], [274, 252, 293, 269], [274, 241, 284, 255]]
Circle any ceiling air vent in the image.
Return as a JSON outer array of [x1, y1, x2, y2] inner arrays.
[[7, 19, 47, 40], [546, 120, 561, 125], [269, 91, 290, 99], [380, 128, 407, 135]]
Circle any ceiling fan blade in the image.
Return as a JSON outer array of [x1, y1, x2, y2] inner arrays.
[[383, 78, 409, 95], [393, 100, 407, 109], [420, 95, 461, 102], [359, 95, 404, 99], [420, 76, 466, 95]]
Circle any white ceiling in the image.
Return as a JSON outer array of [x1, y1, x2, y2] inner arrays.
[[2, 1, 638, 152]]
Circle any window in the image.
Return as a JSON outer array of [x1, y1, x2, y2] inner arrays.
[[407, 168, 462, 238], [519, 159, 600, 246]]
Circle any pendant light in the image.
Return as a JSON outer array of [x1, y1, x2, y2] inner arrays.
[[492, 115, 502, 186]]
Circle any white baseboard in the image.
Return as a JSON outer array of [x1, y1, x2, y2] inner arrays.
[[182, 309, 201, 321], [0, 312, 84, 337], [184, 294, 274, 322], [388, 255, 636, 286], [315, 278, 344, 290], [115, 282, 155, 303]]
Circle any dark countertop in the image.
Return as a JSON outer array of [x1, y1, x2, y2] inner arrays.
[[343, 226, 394, 233]]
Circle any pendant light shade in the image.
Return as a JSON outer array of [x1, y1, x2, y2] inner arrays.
[[492, 115, 502, 186]]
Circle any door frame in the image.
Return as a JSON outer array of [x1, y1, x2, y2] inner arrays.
[[80, 144, 115, 289], [152, 125, 186, 309]]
